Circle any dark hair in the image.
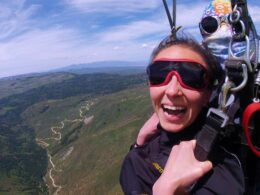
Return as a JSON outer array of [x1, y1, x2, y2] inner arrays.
[[148, 33, 224, 90]]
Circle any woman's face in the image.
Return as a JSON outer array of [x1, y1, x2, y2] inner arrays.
[[149, 45, 211, 132]]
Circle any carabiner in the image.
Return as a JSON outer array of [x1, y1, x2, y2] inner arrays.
[[229, 35, 253, 72], [229, 8, 240, 24], [230, 63, 248, 92]]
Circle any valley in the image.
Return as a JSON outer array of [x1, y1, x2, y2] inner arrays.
[[0, 69, 152, 194]]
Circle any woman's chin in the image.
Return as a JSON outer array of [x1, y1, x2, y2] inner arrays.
[[158, 111, 187, 132], [160, 121, 184, 133]]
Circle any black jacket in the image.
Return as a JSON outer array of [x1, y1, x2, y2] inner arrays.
[[120, 121, 245, 195]]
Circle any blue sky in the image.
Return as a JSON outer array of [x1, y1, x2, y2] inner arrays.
[[0, 0, 259, 78]]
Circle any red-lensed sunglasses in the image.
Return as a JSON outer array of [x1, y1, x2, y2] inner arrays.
[[146, 59, 209, 91]]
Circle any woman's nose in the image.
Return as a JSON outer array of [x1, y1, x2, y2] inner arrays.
[[165, 75, 183, 96]]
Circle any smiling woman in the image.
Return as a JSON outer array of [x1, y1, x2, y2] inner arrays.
[[148, 46, 211, 133], [120, 34, 244, 195]]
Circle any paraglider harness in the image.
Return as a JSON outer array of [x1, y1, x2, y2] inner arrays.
[[163, 0, 260, 194]]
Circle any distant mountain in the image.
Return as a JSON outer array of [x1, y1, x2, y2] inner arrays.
[[56, 61, 146, 70], [0, 72, 51, 81], [50, 61, 147, 75], [0, 61, 149, 100], [0, 61, 147, 82]]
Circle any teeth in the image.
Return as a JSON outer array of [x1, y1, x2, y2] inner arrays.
[[164, 105, 185, 111]]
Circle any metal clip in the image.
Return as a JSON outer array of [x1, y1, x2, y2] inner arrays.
[[229, 4, 240, 23], [230, 63, 248, 92], [229, 4, 246, 40], [227, 34, 251, 92], [228, 35, 252, 72], [207, 108, 229, 128]]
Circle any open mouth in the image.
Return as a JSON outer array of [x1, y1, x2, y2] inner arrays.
[[162, 104, 187, 115]]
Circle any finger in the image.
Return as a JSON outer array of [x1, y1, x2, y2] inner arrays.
[[151, 113, 159, 121]]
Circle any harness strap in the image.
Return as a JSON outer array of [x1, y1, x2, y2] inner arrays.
[[194, 116, 221, 161], [194, 97, 241, 161]]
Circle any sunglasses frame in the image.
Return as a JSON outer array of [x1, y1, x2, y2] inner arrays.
[[147, 58, 209, 91]]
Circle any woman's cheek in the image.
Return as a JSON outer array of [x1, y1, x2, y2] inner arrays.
[[150, 88, 164, 111]]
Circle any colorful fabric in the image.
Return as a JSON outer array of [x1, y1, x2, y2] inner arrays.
[[201, 0, 256, 68]]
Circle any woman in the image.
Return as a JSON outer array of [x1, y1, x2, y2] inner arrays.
[[120, 34, 244, 195]]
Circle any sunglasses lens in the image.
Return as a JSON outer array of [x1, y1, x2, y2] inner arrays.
[[200, 16, 219, 34], [180, 62, 207, 89], [147, 61, 207, 90], [147, 61, 171, 85]]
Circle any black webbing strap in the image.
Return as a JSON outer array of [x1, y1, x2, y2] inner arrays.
[[190, 114, 227, 192], [194, 114, 224, 161], [195, 99, 241, 162]]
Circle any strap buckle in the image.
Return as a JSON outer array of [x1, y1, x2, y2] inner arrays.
[[207, 108, 229, 128]]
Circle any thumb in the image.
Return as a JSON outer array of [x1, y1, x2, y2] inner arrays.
[[200, 160, 213, 174]]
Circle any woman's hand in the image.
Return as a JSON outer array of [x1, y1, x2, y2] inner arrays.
[[136, 113, 159, 146], [153, 140, 213, 195]]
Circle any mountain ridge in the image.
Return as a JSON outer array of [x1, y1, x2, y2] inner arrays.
[[1, 60, 147, 80]]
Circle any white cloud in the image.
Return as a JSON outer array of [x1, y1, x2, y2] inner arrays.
[[93, 2, 207, 45], [65, 0, 161, 13], [0, 0, 208, 78], [97, 20, 168, 43], [5, 0, 259, 78], [113, 46, 120, 50], [0, 28, 83, 77], [142, 43, 148, 48], [0, 25, 156, 78], [0, 1, 40, 40], [177, 3, 206, 28]]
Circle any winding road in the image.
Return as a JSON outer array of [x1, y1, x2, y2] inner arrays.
[[36, 100, 94, 195]]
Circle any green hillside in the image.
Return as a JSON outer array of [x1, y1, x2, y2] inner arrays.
[[22, 85, 153, 194], [0, 72, 75, 100], [0, 71, 150, 194]]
